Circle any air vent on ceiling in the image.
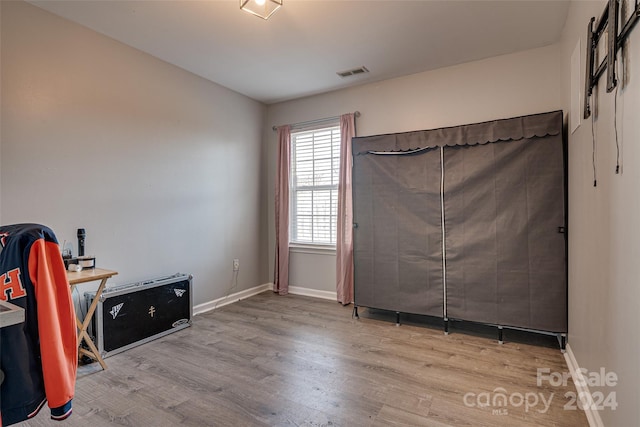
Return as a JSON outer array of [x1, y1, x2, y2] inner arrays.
[[336, 66, 370, 78]]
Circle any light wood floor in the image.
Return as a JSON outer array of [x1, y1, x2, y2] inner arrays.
[[20, 292, 587, 426]]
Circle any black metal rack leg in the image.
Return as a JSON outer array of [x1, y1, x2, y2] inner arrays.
[[498, 326, 504, 345]]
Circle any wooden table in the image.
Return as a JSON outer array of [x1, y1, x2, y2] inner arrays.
[[67, 268, 118, 370]]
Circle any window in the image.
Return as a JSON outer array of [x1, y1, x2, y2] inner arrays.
[[290, 122, 341, 246]]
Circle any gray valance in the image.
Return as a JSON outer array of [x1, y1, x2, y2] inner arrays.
[[353, 110, 562, 155]]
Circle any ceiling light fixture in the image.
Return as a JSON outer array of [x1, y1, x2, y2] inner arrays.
[[240, 0, 282, 20]]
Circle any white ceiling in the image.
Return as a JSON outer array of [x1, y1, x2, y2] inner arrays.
[[29, 0, 570, 105]]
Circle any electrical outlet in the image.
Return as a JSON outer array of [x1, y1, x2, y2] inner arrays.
[[233, 259, 240, 271]]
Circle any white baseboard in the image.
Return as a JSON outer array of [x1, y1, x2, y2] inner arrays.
[[258, 282, 338, 301], [193, 283, 271, 315], [288, 285, 337, 301], [193, 282, 337, 316], [564, 344, 604, 427]]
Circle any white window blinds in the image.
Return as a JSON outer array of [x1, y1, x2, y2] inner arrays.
[[290, 122, 341, 245]]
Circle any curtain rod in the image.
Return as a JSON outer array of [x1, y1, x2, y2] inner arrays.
[[272, 111, 360, 131]]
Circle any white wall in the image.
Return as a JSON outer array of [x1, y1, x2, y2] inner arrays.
[[266, 44, 563, 294], [1, 1, 267, 306], [560, 1, 640, 425]]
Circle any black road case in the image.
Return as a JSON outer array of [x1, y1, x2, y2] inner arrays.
[[85, 273, 192, 358]]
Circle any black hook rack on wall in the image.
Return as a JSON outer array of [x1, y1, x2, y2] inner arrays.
[[584, 0, 640, 119]]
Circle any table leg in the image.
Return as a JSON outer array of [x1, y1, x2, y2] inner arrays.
[[70, 285, 84, 331], [75, 278, 109, 370], [79, 329, 107, 370]]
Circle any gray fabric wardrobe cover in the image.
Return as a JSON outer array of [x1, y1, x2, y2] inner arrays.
[[352, 146, 444, 316], [352, 111, 566, 332]]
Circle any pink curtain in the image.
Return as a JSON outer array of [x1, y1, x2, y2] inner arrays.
[[274, 125, 291, 295], [336, 113, 356, 304]]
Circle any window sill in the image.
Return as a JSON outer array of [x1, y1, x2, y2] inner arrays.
[[289, 243, 336, 256]]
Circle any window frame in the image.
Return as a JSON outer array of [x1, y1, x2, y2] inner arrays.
[[289, 120, 341, 249]]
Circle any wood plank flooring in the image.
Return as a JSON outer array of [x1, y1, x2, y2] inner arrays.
[[19, 292, 587, 426]]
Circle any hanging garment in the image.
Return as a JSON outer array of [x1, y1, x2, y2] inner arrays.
[[0, 224, 77, 426]]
